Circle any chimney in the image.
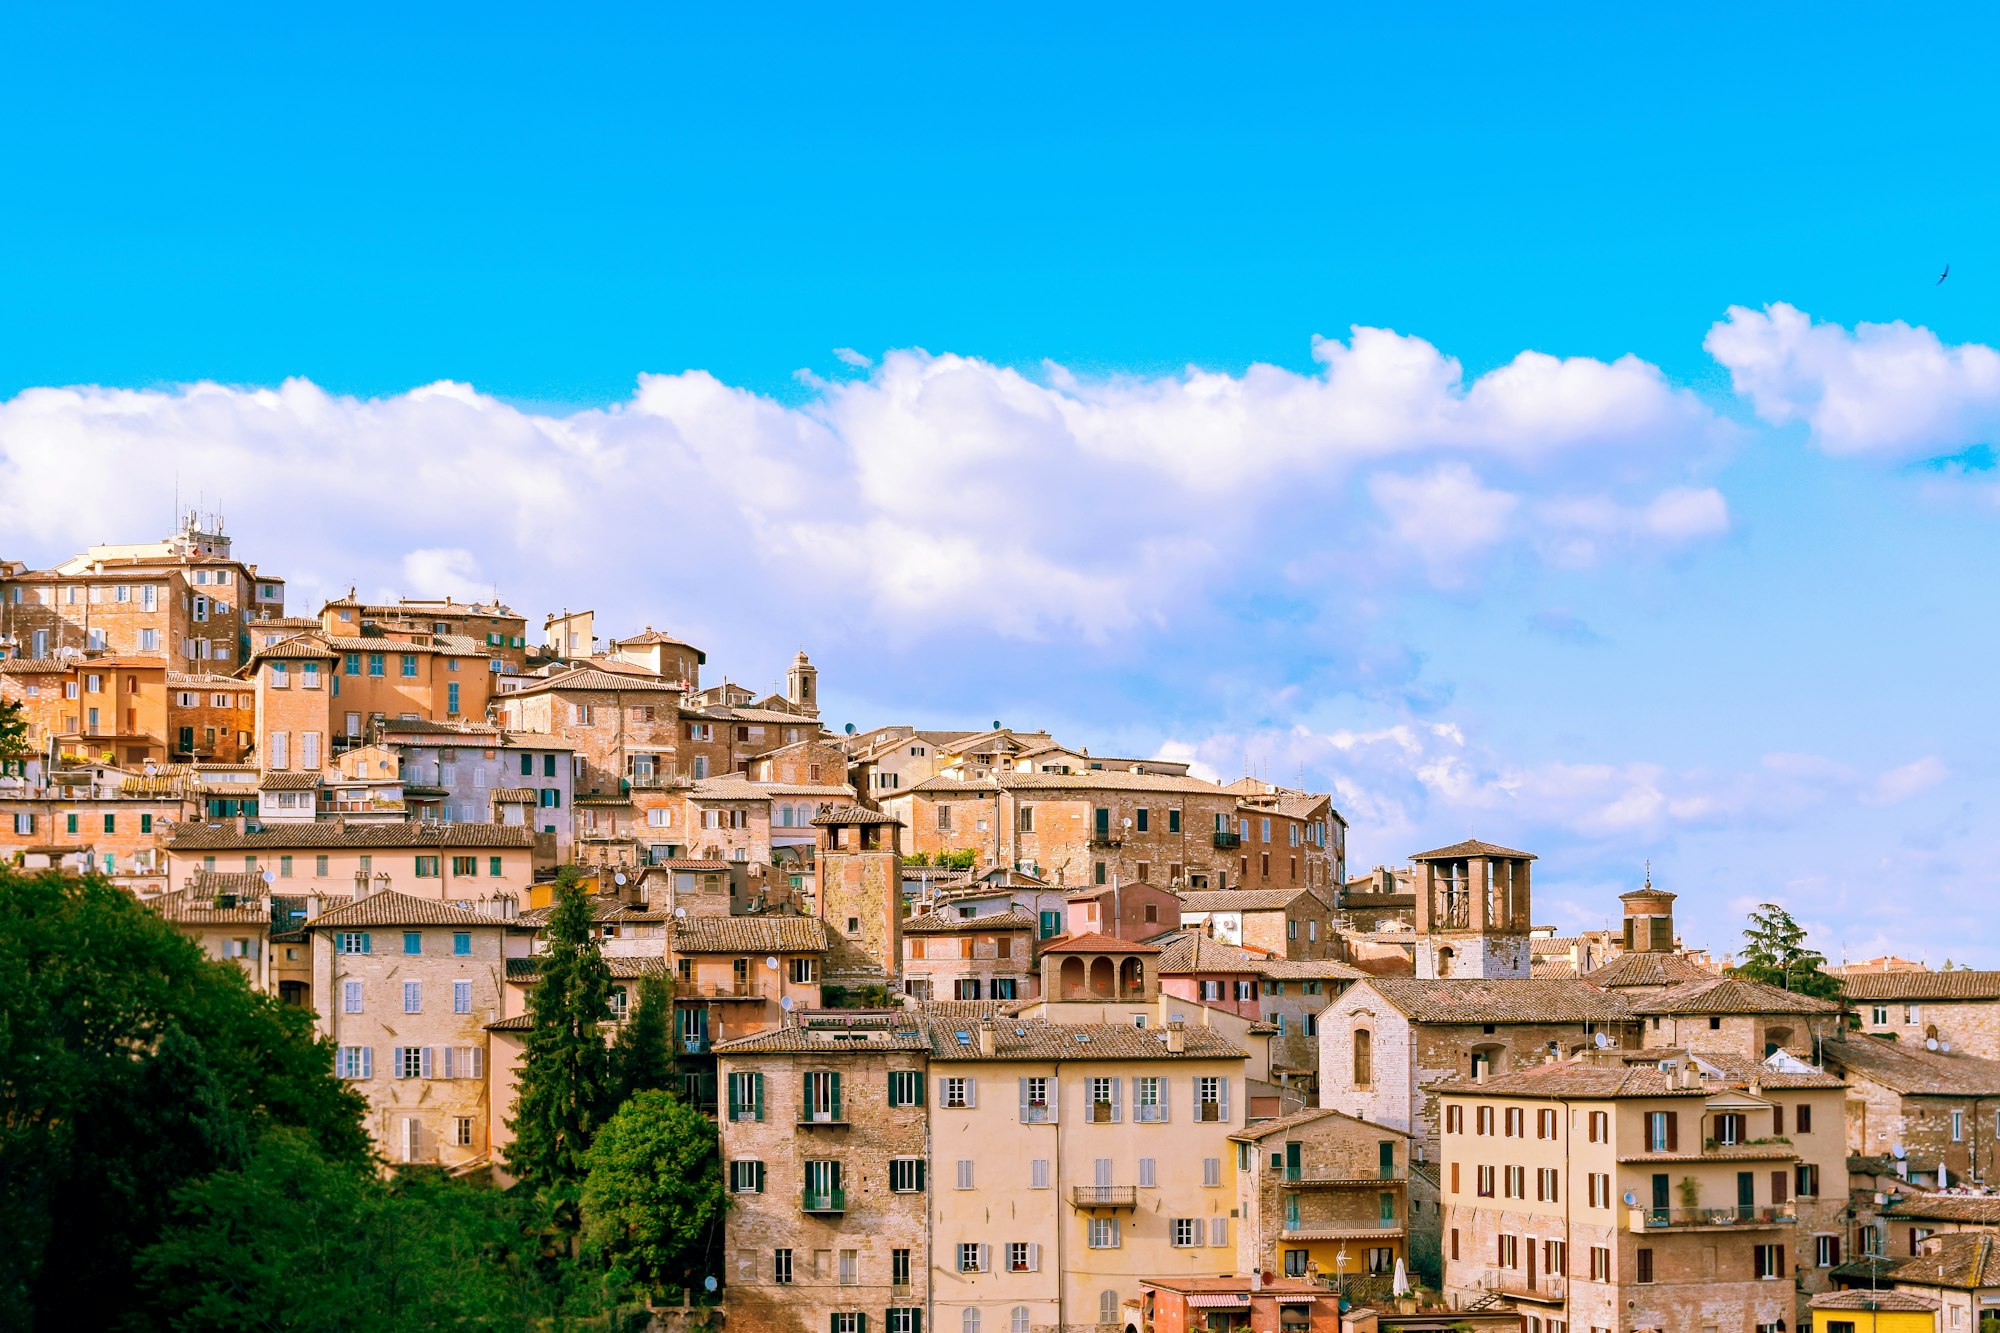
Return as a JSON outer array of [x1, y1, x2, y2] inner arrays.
[[1165, 1021, 1186, 1054], [978, 1022, 996, 1058], [1474, 1063, 1487, 1084], [233, 814, 247, 836]]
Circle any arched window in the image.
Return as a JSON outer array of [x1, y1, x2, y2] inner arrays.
[[1353, 1028, 1373, 1087], [1010, 1308, 1031, 1333], [1099, 1290, 1119, 1322], [963, 1309, 981, 1333]]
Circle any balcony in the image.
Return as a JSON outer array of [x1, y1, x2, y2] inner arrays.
[[1284, 1171, 1407, 1189], [1628, 1205, 1795, 1233], [1088, 831, 1124, 848], [686, 983, 767, 1002], [680, 1036, 711, 1056], [797, 1108, 849, 1129], [800, 1189, 845, 1214], [1069, 1185, 1138, 1211], [1213, 831, 1242, 849], [1279, 1223, 1405, 1244], [1477, 1270, 1565, 1303]]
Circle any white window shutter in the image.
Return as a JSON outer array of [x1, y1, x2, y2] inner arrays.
[[977, 1243, 989, 1273], [1111, 1077, 1122, 1122], [1211, 1217, 1227, 1247], [1045, 1078, 1056, 1123], [361, 1047, 373, 1079], [1018, 1078, 1030, 1123], [1219, 1077, 1231, 1121], [1028, 1242, 1040, 1272], [443, 1048, 457, 1080], [471, 1045, 483, 1079], [420, 1047, 433, 1078], [965, 1077, 977, 1108]]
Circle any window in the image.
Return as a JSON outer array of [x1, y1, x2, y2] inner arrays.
[[1006, 1241, 1037, 1273], [1496, 1234, 1518, 1268], [1587, 1110, 1609, 1142], [1086, 1218, 1120, 1249], [729, 1160, 765, 1193], [1477, 1165, 1495, 1197], [1796, 1103, 1812, 1134], [1195, 1076, 1228, 1122], [337, 931, 371, 954], [1505, 1107, 1524, 1137], [1537, 1107, 1557, 1138], [1714, 1112, 1746, 1145], [956, 1159, 974, 1190], [402, 930, 423, 955], [888, 1313, 920, 1333], [400, 654, 418, 678], [403, 981, 423, 1013], [414, 855, 441, 878], [454, 1116, 473, 1146], [892, 1248, 911, 1289], [888, 1070, 924, 1107], [772, 1250, 792, 1285], [1171, 1218, 1201, 1247], [1030, 1159, 1050, 1189], [1816, 1234, 1842, 1267], [1754, 1244, 1785, 1279], [336, 1047, 372, 1079], [1796, 1163, 1820, 1198], [1635, 1247, 1653, 1284], [453, 980, 472, 1014], [342, 980, 363, 1013], [889, 1158, 926, 1192], [790, 957, 815, 984], [728, 1072, 764, 1121], [1647, 1110, 1677, 1152], [1203, 1156, 1221, 1187], [1536, 1167, 1559, 1200], [958, 1242, 986, 1273], [393, 1046, 429, 1079], [941, 1077, 974, 1108], [452, 855, 476, 877], [1589, 1245, 1611, 1281], [959, 1313, 979, 1333], [1353, 1028, 1372, 1086], [1087, 1076, 1120, 1122], [1586, 1172, 1611, 1208]]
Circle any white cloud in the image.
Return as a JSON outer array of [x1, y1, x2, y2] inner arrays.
[[0, 328, 1731, 658], [1706, 302, 2000, 457], [1868, 756, 1949, 806], [832, 348, 873, 369]]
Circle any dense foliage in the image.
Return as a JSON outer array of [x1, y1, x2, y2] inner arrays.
[[580, 1090, 726, 1299], [608, 971, 677, 1105], [505, 869, 617, 1195], [1729, 901, 1844, 1002], [0, 697, 29, 757]]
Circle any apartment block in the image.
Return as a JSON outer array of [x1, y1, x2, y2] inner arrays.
[[900, 907, 1036, 1002], [1230, 1107, 1413, 1284], [1844, 970, 2000, 1063], [1435, 1051, 1847, 1333], [1823, 1033, 2000, 1190], [308, 890, 510, 1167], [320, 594, 530, 671], [164, 819, 536, 906]]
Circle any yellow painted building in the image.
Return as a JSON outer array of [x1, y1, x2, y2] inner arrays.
[[1229, 1106, 1411, 1283], [1809, 1288, 1937, 1331]]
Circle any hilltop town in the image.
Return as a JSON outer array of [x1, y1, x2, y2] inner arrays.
[[3, 515, 1990, 1333]]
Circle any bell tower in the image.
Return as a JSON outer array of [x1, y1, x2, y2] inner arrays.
[[811, 804, 902, 990], [1620, 870, 1677, 953], [1411, 839, 1535, 979], [786, 649, 820, 717]]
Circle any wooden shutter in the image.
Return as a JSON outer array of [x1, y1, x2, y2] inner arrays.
[[1773, 1104, 1785, 1136], [1019, 1078, 1032, 1123], [1665, 1111, 1678, 1152], [1110, 1077, 1122, 1122], [829, 1072, 842, 1121], [966, 1077, 977, 1108], [1772, 1170, 1788, 1204]]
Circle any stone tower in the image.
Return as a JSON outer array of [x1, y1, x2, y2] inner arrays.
[[1619, 874, 1677, 953], [811, 804, 902, 991], [1411, 839, 1535, 979], [786, 649, 820, 717]]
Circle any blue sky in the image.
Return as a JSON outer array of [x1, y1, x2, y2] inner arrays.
[[4, 6, 1999, 962]]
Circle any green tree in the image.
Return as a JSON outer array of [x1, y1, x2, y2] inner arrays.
[[608, 972, 677, 1106], [141, 1129, 623, 1331], [580, 1090, 725, 1300], [0, 867, 368, 1329], [0, 696, 28, 758], [506, 868, 616, 1195], [1729, 902, 1844, 1002]]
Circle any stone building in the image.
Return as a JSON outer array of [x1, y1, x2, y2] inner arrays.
[[1630, 974, 1844, 1061], [1064, 879, 1185, 944], [714, 1013, 934, 1333], [812, 804, 904, 991], [306, 890, 510, 1167], [1874, 1192, 2000, 1259], [1229, 1106, 1413, 1283], [318, 594, 529, 671], [163, 819, 536, 908], [667, 913, 831, 1076], [0, 764, 196, 893], [151, 871, 282, 987], [1844, 970, 2000, 1062], [1410, 840, 1534, 981], [1433, 1049, 1848, 1332], [1178, 886, 1340, 962], [1822, 1032, 2000, 1190], [900, 907, 1036, 1001]]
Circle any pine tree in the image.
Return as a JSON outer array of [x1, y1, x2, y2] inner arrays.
[[1728, 902, 1843, 1002], [505, 870, 616, 1196], [609, 972, 677, 1107]]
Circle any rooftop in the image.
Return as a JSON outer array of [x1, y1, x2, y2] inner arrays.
[[1179, 887, 1328, 912], [1229, 1105, 1411, 1143], [1582, 951, 1715, 988], [1627, 974, 1842, 1016], [305, 891, 507, 930], [1823, 1034, 2000, 1097], [1888, 1232, 2000, 1289], [1410, 839, 1535, 862], [1038, 931, 1161, 955], [165, 820, 534, 850], [670, 915, 830, 955], [1841, 970, 2000, 1001], [1360, 977, 1634, 1025]]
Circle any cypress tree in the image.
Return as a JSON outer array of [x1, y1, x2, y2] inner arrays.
[[505, 870, 616, 1195], [608, 972, 678, 1107]]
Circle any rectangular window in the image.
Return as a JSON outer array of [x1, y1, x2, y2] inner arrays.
[[403, 981, 422, 1013], [1171, 1218, 1200, 1248], [1087, 1218, 1120, 1249], [1754, 1244, 1785, 1279], [729, 1160, 765, 1194], [887, 1070, 925, 1107], [957, 1243, 985, 1273], [728, 1072, 765, 1122], [404, 931, 422, 955], [1030, 1159, 1050, 1189], [342, 980, 363, 1013], [772, 1250, 792, 1285], [1636, 1248, 1654, 1284], [452, 855, 476, 877], [400, 654, 418, 677], [941, 1077, 973, 1109], [888, 1157, 926, 1193], [453, 980, 472, 1014], [415, 855, 440, 877], [337, 931, 371, 954], [336, 1047, 372, 1079], [956, 1160, 974, 1190]]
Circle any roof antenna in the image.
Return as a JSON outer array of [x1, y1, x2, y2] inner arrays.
[[1644, 859, 1651, 889]]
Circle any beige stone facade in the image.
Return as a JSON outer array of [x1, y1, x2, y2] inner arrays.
[[900, 908, 1036, 1002], [1230, 1106, 1412, 1284]]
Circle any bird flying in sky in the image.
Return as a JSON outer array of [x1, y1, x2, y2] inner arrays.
[[1939, 263, 1951, 285]]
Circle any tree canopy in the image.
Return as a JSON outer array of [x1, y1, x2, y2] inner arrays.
[[580, 1090, 726, 1300], [608, 971, 677, 1106], [1729, 901, 1844, 1002], [505, 868, 616, 1195], [0, 697, 29, 758]]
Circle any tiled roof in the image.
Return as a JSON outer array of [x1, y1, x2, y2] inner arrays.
[[1628, 975, 1842, 1016], [1883, 1194, 2000, 1225], [713, 1024, 935, 1055], [0, 658, 67, 673], [1256, 958, 1368, 981], [1534, 962, 1579, 979], [910, 770, 1234, 797], [1038, 931, 1161, 955], [508, 667, 682, 696], [924, 1019, 1247, 1063], [1828, 1255, 1901, 1286], [1430, 1059, 1714, 1099], [684, 777, 774, 802], [1361, 977, 1634, 1025], [810, 804, 903, 826], [1682, 1051, 1846, 1089], [648, 859, 732, 871], [1530, 937, 1578, 956], [1179, 888, 1328, 912], [258, 772, 322, 790], [321, 634, 481, 655], [305, 891, 507, 929], [1823, 1035, 2000, 1097], [1841, 971, 2000, 1001], [1410, 839, 1535, 862], [181, 869, 270, 897], [492, 787, 537, 802], [151, 891, 272, 926], [1809, 1290, 1939, 1313], [485, 1014, 534, 1031], [611, 628, 699, 648], [1229, 1106, 1409, 1143], [1582, 952, 1715, 988], [165, 820, 534, 849], [506, 955, 667, 981], [904, 908, 1038, 934], [1888, 1232, 2000, 1289], [1156, 933, 1264, 974], [670, 915, 830, 954]]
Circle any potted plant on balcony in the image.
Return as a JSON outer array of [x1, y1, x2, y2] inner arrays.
[[1678, 1176, 1699, 1216]]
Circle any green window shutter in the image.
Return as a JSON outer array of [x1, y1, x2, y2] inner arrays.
[[754, 1072, 765, 1121], [727, 1078, 742, 1119], [856, 1317, 867, 1333], [830, 1071, 842, 1121], [914, 1072, 926, 1107], [360, 932, 372, 954]]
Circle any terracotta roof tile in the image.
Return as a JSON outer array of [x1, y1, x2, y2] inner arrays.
[[1841, 971, 2000, 1001], [1361, 977, 1634, 1025], [506, 955, 666, 981], [165, 820, 534, 850], [1229, 1106, 1410, 1142], [924, 1018, 1245, 1062], [1627, 975, 1841, 1016], [508, 667, 682, 696], [1409, 839, 1535, 861], [1883, 1193, 2000, 1225], [809, 804, 903, 826], [258, 772, 322, 790], [1179, 888, 1330, 912], [150, 890, 273, 927], [1888, 1232, 2000, 1289], [903, 908, 1038, 934], [1808, 1290, 1938, 1313], [1582, 952, 1716, 988], [1155, 933, 1265, 974], [1037, 931, 1160, 955], [304, 891, 509, 929], [671, 915, 830, 954], [1823, 1034, 2000, 1097]]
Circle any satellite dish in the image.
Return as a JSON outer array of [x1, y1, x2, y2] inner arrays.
[[674, 907, 686, 918], [703, 1277, 718, 1294], [1623, 1191, 1638, 1207], [262, 870, 274, 884], [1892, 1144, 1907, 1160], [780, 995, 794, 1011], [143, 762, 157, 777], [1927, 1038, 1940, 1051], [766, 956, 779, 970], [1593, 1031, 1610, 1049], [844, 722, 856, 735], [614, 873, 627, 886]]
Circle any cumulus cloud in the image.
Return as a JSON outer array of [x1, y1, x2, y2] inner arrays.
[[0, 328, 1731, 660], [1868, 756, 1949, 806], [1707, 302, 2000, 457]]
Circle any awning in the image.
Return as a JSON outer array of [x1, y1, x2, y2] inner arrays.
[[1185, 1294, 1253, 1309]]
